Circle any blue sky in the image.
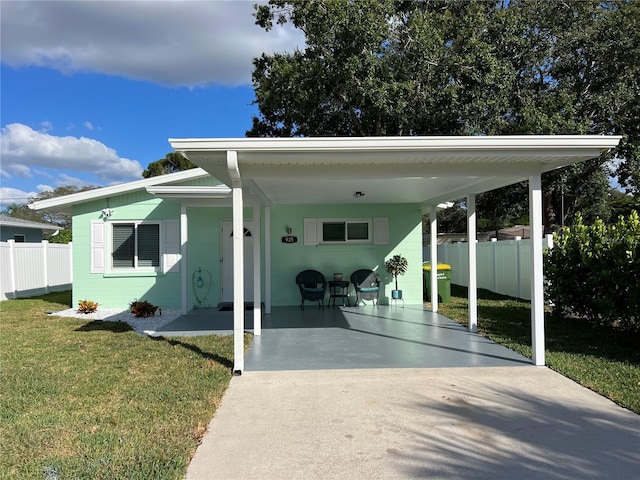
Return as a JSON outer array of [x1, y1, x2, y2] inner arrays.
[[0, 1, 302, 208]]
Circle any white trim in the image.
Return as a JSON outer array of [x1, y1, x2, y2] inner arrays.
[[30, 168, 210, 211], [530, 173, 545, 366], [430, 205, 438, 313], [319, 218, 372, 244], [170, 135, 622, 155], [467, 194, 478, 333], [181, 205, 188, 315]]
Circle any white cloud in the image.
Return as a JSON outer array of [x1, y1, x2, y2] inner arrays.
[[0, 0, 304, 87], [0, 187, 37, 208], [84, 121, 94, 131], [0, 123, 143, 184], [37, 184, 54, 193]]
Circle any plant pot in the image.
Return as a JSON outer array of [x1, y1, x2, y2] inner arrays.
[[392, 289, 403, 299], [333, 273, 343, 281]]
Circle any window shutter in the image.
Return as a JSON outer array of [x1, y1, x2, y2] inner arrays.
[[373, 217, 389, 245], [137, 224, 160, 267], [112, 224, 135, 268], [90, 221, 105, 273], [304, 218, 318, 245], [163, 219, 180, 273]]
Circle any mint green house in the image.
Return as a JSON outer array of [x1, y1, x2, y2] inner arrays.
[[32, 136, 620, 372]]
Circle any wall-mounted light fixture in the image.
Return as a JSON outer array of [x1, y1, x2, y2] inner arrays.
[[353, 191, 365, 198], [285, 225, 293, 235], [101, 208, 113, 219]]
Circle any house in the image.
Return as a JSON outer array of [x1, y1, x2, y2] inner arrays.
[[32, 135, 621, 372], [0, 215, 60, 243]]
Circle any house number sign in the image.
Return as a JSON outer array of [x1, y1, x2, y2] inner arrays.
[[281, 235, 298, 244]]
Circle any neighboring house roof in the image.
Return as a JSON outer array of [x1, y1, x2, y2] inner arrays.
[[0, 215, 60, 231], [30, 168, 210, 212]]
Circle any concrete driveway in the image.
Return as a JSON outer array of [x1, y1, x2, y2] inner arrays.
[[176, 306, 639, 478], [186, 367, 640, 479]]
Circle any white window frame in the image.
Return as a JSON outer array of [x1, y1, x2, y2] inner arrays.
[[320, 218, 373, 244], [108, 221, 162, 272]]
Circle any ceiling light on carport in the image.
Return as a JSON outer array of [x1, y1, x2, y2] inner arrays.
[[353, 191, 365, 198]]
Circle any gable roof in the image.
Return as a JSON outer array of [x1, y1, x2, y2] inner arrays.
[[30, 168, 210, 212], [0, 215, 60, 231]]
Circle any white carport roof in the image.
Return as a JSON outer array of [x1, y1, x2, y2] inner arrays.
[[168, 135, 621, 206], [168, 135, 621, 373]]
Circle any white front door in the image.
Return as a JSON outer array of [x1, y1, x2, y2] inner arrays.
[[221, 220, 254, 303]]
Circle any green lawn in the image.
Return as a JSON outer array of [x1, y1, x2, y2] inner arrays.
[[0, 292, 249, 480], [436, 285, 640, 415]]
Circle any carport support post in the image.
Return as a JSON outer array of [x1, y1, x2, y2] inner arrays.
[[228, 150, 245, 374], [430, 205, 438, 313], [181, 204, 188, 315], [253, 198, 261, 335], [467, 194, 478, 332], [529, 172, 545, 366]]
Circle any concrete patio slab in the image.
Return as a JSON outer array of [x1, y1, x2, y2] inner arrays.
[[186, 367, 640, 480]]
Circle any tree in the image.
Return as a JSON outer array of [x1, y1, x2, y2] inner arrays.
[[1, 185, 95, 230], [143, 152, 197, 178], [250, 0, 640, 229]]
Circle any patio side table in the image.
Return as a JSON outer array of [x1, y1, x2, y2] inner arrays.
[[328, 280, 350, 307]]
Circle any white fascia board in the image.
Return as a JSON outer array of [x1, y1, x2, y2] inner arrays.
[[169, 135, 622, 155], [146, 185, 232, 199], [30, 168, 210, 211]]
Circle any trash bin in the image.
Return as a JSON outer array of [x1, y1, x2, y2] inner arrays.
[[422, 262, 452, 304]]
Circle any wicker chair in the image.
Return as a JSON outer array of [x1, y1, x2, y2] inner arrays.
[[295, 270, 328, 310], [350, 269, 381, 307]]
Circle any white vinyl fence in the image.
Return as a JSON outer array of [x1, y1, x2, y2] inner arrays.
[[0, 240, 72, 301], [424, 235, 554, 300]]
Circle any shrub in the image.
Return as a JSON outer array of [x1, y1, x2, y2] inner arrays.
[[545, 211, 640, 331], [77, 299, 99, 314], [129, 300, 160, 318]]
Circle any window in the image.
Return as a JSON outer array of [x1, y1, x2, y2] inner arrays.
[[321, 219, 371, 243], [111, 222, 160, 269], [13, 234, 25, 243]]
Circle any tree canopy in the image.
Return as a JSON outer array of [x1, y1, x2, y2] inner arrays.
[[142, 152, 197, 178], [250, 0, 640, 230]]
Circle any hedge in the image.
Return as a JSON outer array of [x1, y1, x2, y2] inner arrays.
[[544, 211, 640, 331]]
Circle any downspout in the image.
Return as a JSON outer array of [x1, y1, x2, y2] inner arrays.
[[227, 151, 245, 375]]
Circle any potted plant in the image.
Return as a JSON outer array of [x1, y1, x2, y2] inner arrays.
[[385, 254, 408, 299]]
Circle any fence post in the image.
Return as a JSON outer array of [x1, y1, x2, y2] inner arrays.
[[7, 240, 17, 299], [515, 236, 522, 298], [42, 240, 49, 294], [491, 238, 497, 292]]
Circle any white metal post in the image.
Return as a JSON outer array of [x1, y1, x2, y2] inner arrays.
[[253, 198, 262, 335], [529, 172, 545, 366], [467, 194, 478, 332], [180, 204, 188, 315], [265, 206, 271, 314], [430, 205, 438, 313], [228, 151, 245, 374]]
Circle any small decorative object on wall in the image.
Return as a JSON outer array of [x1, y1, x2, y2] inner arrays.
[[282, 225, 297, 243], [385, 254, 408, 300]]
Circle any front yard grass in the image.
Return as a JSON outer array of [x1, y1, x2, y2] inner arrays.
[[435, 285, 640, 415], [0, 291, 250, 480]]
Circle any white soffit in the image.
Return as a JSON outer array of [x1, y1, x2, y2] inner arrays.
[[170, 136, 621, 206]]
